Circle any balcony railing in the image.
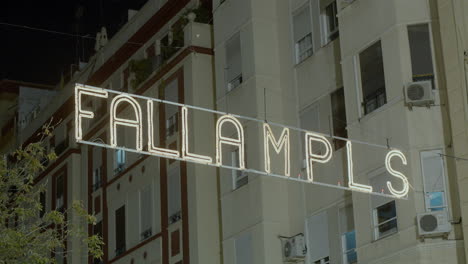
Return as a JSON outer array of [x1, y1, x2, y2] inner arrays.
[[54, 139, 69, 157], [140, 228, 152, 241], [115, 245, 126, 257], [169, 211, 182, 225], [363, 87, 386, 115], [227, 74, 243, 92], [114, 164, 125, 175]]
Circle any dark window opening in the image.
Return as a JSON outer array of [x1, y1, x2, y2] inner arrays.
[[359, 41, 386, 115], [331, 88, 347, 150], [408, 24, 435, 85], [115, 205, 126, 256]]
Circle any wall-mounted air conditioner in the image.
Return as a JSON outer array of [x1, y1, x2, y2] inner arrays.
[[404, 80, 434, 107], [417, 211, 451, 238], [282, 234, 306, 262]]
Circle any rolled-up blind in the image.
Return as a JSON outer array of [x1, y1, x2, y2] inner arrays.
[[293, 7, 312, 43]]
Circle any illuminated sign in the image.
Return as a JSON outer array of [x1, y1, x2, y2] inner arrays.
[[75, 84, 409, 199]]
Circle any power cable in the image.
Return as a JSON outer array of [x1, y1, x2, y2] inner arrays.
[[0, 22, 184, 49]]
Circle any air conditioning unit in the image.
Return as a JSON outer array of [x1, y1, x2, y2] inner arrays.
[[417, 211, 451, 237], [404, 81, 434, 107], [282, 234, 306, 262]]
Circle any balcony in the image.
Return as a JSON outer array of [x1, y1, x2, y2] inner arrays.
[[54, 139, 69, 157], [169, 211, 181, 225], [127, 9, 212, 93], [140, 228, 152, 241], [115, 245, 126, 257], [114, 164, 126, 175], [363, 86, 386, 115]]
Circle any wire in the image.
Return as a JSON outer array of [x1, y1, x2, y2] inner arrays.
[[439, 153, 468, 162], [0, 22, 185, 49]]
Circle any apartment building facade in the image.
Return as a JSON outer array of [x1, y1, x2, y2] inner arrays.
[[2, 0, 468, 263]]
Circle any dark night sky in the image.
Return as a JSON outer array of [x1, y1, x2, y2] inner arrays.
[[1, 0, 148, 85]]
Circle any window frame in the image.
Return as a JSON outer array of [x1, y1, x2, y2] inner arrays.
[[232, 147, 248, 190], [140, 184, 153, 240], [407, 23, 438, 88], [372, 200, 398, 240], [225, 32, 243, 92], [341, 231, 357, 264], [114, 149, 126, 174], [300, 102, 322, 159], [320, 0, 339, 45], [330, 87, 347, 150], [338, 204, 357, 264], [358, 40, 387, 116], [114, 205, 126, 256], [420, 149, 449, 212], [292, 3, 314, 64]]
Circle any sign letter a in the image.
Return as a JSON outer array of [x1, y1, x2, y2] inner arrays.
[[110, 95, 143, 151]]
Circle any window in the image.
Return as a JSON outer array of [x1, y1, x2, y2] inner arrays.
[[235, 232, 252, 264], [122, 67, 129, 92], [226, 33, 243, 91], [321, 0, 339, 43], [370, 171, 397, 240], [421, 150, 447, 211], [408, 24, 435, 83], [293, 6, 313, 63], [55, 173, 65, 212], [146, 43, 156, 58], [114, 149, 126, 174], [140, 186, 153, 240], [306, 211, 330, 263], [165, 79, 179, 138], [93, 221, 103, 264], [115, 205, 126, 256], [166, 114, 179, 138], [331, 88, 347, 150], [39, 191, 46, 218], [339, 206, 357, 264], [300, 103, 321, 155], [232, 148, 248, 189], [314, 257, 330, 264], [359, 41, 386, 115], [373, 201, 397, 240], [93, 166, 102, 191], [55, 247, 65, 264], [168, 165, 181, 224]]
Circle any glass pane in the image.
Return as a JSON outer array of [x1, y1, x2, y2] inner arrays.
[[408, 24, 434, 80], [376, 201, 396, 223], [293, 7, 312, 42], [359, 41, 386, 114], [346, 250, 357, 264], [344, 230, 356, 251], [429, 191, 445, 210], [378, 218, 397, 237]]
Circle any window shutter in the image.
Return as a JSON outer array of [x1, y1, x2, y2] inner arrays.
[[140, 186, 152, 232], [115, 205, 126, 249], [369, 171, 392, 208], [320, 0, 335, 10], [293, 7, 312, 43], [300, 103, 320, 132], [408, 24, 434, 78], [339, 206, 354, 234], [235, 232, 252, 264], [168, 165, 181, 218], [421, 150, 445, 192], [226, 34, 242, 83], [307, 211, 330, 261]]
